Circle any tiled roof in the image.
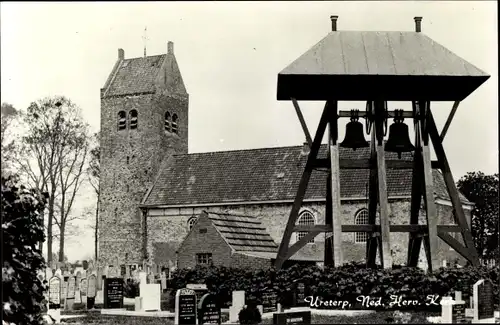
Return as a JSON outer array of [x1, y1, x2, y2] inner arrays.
[[104, 55, 166, 97], [142, 143, 469, 206], [205, 212, 278, 253], [277, 31, 489, 101]]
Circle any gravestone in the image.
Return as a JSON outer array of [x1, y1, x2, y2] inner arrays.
[[473, 279, 495, 323], [103, 277, 124, 309], [87, 274, 97, 309], [198, 293, 221, 324], [187, 283, 208, 303], [47, 276, 61, 323], [140, 283, 161, 311], [175, 288, 197, 325], [160, 272, 167, 291], [262, 288, 278, 314], [452, 291, 466, 324], [230, 291, 246, 323], [273, 311, 312, 325], [80, 278, 88, 304], [61, 276, 69, 310], [295, 282, 307, 307], [66, 276, 76, 309]]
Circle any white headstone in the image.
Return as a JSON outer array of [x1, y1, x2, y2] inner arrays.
[[46, 268, 53, 279], [47, 276, 61, 324], [140, 284, 161, 311], [440, 296, 454, 324], [230, 291, 246, 323], [160, 272, 167, 291]]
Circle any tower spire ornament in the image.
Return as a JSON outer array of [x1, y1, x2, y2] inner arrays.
[[142, 26, 149, 57]]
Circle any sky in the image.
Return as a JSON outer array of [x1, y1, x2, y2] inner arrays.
[[1, 1, 498, 262]]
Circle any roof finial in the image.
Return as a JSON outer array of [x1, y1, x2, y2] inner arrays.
[[330, 15, 338, 32], [142, 26, 149, 57], [414, 17, 422, 33]]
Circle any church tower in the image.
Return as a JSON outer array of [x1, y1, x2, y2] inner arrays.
[[98, 41, 188, 267]]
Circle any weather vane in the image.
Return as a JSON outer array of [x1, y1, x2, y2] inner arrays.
[[142, 26, 149, 57]]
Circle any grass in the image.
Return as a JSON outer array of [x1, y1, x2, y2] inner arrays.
[[61, 309, 440, 324]]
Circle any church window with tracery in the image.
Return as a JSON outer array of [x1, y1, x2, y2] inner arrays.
[[296, 210, 316, 243], [118, 111, 126, 130], [129, 110, 138, 129]]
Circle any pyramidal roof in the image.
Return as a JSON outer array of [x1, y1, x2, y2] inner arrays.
[[277, 28, 489, 101]]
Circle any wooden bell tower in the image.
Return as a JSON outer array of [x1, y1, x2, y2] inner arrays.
[[274, 16, 490, 271]]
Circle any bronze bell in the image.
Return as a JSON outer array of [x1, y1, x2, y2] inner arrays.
[[384, 120, 415, 159], [340, 118, 369, 151]]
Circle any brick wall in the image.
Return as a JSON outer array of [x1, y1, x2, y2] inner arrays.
[[99, 89, 188, 266], [147, 199, 470, 269]]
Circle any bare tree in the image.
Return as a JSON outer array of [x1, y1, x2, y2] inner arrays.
[[1, 102, 19, 176], [87, 132, 100, 260], [13, 96, 90, 265]]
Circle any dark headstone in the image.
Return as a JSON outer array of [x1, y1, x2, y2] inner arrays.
[[198, 293, 221, 324], [452, 303, 466, 323], [478, 279, 494, 320], [273, 311, 312, 325], [103, 277, 124, 309], [295, 282, 307, 307], [262, 288, 278, 313], [48, 276, 61, 309], [176, 288, 197, 325]]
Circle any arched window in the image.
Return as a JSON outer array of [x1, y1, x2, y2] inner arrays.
[[172, 114, 178, 134], [296, 210, 315, 243], [355, 209, 370, 243], [129, 110, 138, 129], [187, 217, 198, 231], [165, 112, 171, 132], [118, 111, 126, 130]]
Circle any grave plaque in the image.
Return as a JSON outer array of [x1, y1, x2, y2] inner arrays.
[[48, 276, 61, 309], [295, 282, 307, 307], [273, 311, 312, 325], [478, 279, 494, 320], [104, 277, 124, 309], [175, 288, 197, 325], [452, 303, 466, 323], [262, 288, 278, 313], [87, 274, 97, 309], [67, 276, 76, 299], [198, 293, 221, 324]]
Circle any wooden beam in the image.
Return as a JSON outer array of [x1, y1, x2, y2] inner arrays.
[[313, 158, 440, 170], [274, 101, 331, 270], [293, 224, 462, 233], [438, 232, 475, 263], [375, 100, 392, 269], [408, 121, 423, 267], [420, 101, 440, 273], [324, 170, 333, 266], [366, 129, 378, 268], [339, 110, 414, 119], [291, 98, 313, 147], [328, 100, 343, 267], [427, 110, 480, 266], [440, 101, 460, 142], [283, 230, 322, 261]]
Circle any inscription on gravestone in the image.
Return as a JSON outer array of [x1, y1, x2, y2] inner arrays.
[[176, 288, 197, 325], [478, 279, 494, 320], [198, 293, 221, 324], [104, 278, 124, 309], [262, 288, 278, 313], [452, 303, 466, 324], [295, 282, 307, 307], [273, 311, 312, 325], [48, 277, 61, 309]]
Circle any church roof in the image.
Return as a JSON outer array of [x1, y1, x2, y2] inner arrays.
[[104, 55, 167, 97], [203, 212, 278, 253], [142, 144, 469, 206], [277, 31, 489, 101]]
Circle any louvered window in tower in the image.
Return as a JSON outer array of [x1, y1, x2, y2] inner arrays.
[[129, 110, 138, 129], [172, 114, 178, 134], [165, 112, 171, 132], [118, 111, 126, 130]]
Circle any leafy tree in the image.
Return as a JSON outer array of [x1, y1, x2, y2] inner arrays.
[[2, 175, 47, 325], [87, 132, 100, 261], [12, 96, 90, 265], [457, 172, 499, 260], [1, 103, 19, 176]]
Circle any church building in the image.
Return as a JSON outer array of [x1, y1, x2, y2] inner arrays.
[[98, 41, 474, 274]]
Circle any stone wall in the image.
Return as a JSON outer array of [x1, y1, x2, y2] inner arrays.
[[99, 91, 188, 266], [147, 199, 471, 269]]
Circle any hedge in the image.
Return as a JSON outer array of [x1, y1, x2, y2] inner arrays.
[[167, 262, 499, 312]]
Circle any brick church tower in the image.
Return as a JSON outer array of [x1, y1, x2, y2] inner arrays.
[[98, 41, 188, 266]]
